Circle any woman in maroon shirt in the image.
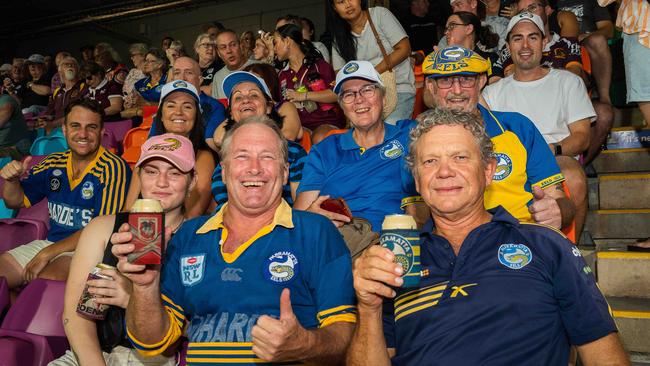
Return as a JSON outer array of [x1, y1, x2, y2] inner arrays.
[[274, 24, 344, 133]]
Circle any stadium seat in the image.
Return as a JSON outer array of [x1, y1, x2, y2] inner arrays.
[[29, 128, 68, 156], [0, 276, 9, 319], [0, 218, 49, 253], [0, 176, 16, 219], [101, 129, 119, 154], [0, 279, 68, 365], [121, 125, 151, 167], [105, 119, 133, 144], [299, 130, 312, 153]]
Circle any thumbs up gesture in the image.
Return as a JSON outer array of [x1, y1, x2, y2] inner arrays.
[[528, 185, 562, 229], [252, 288, 309, 362], [0, 156, 32, 182]]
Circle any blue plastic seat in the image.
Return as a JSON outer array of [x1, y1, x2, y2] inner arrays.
[[29, 128, 68, 156]]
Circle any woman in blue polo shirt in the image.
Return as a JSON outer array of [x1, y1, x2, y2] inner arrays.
[[294, 60, 422, 232], [134, 48, 168, 104]]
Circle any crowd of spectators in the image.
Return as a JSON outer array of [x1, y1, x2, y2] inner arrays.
[[0, 0, 645, 363]]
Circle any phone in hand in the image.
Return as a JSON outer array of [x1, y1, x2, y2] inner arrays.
[[320, 197, 353, 219]]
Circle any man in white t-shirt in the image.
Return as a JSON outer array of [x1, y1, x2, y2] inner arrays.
[[210, 29, 254, 100], [483, 12, 594, 239]]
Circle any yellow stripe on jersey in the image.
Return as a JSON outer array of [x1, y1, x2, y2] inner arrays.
[[316, 304, 356, 320], [394, 292, 443, 315], [320, 313, 357, 327], [128, 307, 184, 357], [534, 173, 565, 189], [394, 282, 448, 308], [395, 300, 440, 321]]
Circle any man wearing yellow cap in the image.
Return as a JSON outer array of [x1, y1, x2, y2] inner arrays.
[[421, 46, 575, 231]]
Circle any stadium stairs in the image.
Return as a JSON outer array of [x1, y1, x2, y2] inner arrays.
[[582, 107, 650, 364]]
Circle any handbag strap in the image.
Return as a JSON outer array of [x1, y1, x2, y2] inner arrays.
[[366, 9, 393, 72]]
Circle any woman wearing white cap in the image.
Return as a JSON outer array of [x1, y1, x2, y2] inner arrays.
[[295, 60, 426, 232], [210, 71, 307, 210], [124, 81, 215, 217], [52, 133, 196, 366]]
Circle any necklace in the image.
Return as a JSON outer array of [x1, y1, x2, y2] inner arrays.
[[170, 217, 186, 234]]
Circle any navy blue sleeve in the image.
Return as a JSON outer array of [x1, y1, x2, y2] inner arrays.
[[550, 234, 618, 345], [21, 158, 51, 207], [202, 98, 226, 138], [287, 141, 307, 184]]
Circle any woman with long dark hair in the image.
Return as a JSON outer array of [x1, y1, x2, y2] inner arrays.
[[445, 11, 499, 65], [124, 81, 215, 218], [274, 24, 343, 132], [325, 0, 415, 124]]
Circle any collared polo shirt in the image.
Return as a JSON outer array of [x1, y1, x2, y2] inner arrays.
[[383, 207, 617, 365], [128, 200, 356, 365]]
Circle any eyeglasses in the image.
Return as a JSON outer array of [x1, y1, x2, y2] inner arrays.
[[339, 84, 379, 104], [520, 3, 544, 13], [199, 43, 216, 49], [433, 75, 478, 89], [445, 22, 469, 32]]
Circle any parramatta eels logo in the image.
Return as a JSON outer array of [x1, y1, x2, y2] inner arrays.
[[148, 138, 181, 152], [380, 233, 414, 274], [343, 62, 359, 74], [264, 251, 299, 284], [81, 181, 94, 200], [498, 244, 532, 270], [173, 80, 189, 88], [380, 140, 404, 160], [492, 153, 512, 181]]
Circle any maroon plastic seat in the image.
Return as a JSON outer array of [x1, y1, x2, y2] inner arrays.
[[0, 276, 8, 319], [0, 279, 68, 366], [102, 129, 119, 153], [0, 219, 48, 253], [105, 119, 133, 145], [0, 337, 36, 365]]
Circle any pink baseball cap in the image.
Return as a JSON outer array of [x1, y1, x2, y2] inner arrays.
[[136, 133, 195, 173]]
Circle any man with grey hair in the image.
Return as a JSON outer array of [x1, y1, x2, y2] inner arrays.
[[44, 56, 87, 131], [112, 115, 356, 365], [348, 107, 628, 366]]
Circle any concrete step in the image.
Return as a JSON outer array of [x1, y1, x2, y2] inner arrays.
[[592, 148, 650, 174], [586, 209, 650, 239], [631, 352, 650, 365], [597, 252, 650, 298], [607, 297, 650, 353], [606, 127, 650, 150], [599, 173, 650, 210]]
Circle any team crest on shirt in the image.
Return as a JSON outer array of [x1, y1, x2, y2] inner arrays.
[[50, 177, 61, 192], [180, 254, 206, 286], [81, 181, 94, 200], [492, 153, 513, 181], [498, 243, 532, 269], [380, 140, 404, 160], [264, 251, 299, 284]]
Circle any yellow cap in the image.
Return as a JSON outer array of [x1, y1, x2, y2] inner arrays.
[[422, 46, 491, 77]]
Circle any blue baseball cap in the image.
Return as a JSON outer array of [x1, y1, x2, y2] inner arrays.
[[222, 71, 272, 100], [159, 80, 202, 112]]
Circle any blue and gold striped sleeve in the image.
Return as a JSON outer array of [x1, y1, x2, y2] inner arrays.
[[127, 295, 185, 356], [95, 152, 131, 216]]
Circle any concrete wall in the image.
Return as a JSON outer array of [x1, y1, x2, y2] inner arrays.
[[14, 0, 326, 64]]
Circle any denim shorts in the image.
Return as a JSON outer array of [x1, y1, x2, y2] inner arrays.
[[623, 32, 650, 103]]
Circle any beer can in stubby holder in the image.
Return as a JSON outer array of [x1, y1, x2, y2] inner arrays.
[[76, 263, 114, 320], [127, 199, 164, 265], [380, 214, 421, 287]]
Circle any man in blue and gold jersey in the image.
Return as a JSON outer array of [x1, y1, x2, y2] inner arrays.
[[0, 98, 130, 289], [348, 108, 627, 365], [112, 116, 356, 365], [422, 45, 574, 230]]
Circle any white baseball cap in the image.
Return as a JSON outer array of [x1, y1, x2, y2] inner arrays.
[[506, 12, 546, 38], [333, 60, 383, 94], [158, 80, 202, 113]]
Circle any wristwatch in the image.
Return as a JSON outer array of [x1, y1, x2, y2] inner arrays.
[[553, 143, 562, 156]]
